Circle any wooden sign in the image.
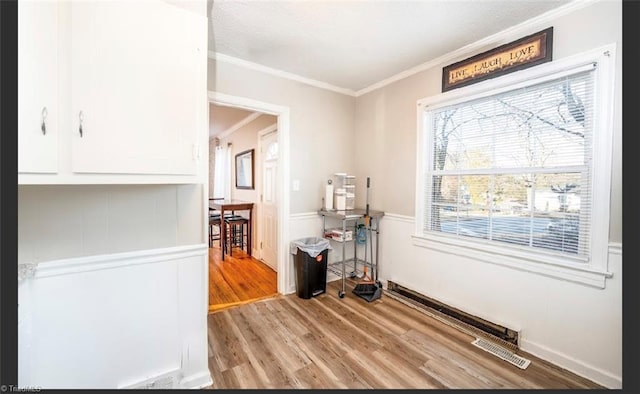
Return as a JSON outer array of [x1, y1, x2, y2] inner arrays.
[[442, 27, 553, 92]]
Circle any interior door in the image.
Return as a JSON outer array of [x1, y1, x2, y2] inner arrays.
[[259, 131, 278, 270]]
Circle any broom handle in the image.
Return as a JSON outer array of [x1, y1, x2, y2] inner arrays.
[[365, 177, 371, 280], [365, 177, 370, 217]]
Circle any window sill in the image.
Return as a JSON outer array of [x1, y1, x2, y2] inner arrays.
[[411, 232, 612, 288]]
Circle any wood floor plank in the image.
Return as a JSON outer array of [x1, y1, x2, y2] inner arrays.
[[369, 347, 445, 389], [208, 246, 277, 309], [280, 296, 351, 358], [401, 312, 571, 389], [338, 289, 409, 336], [205, 280, 604, 389], [293, 360, 348, 389], [207, 312, 249, 371], [293, 331, 373, 388], [207, 357, 226, 390], [371, 293, 542, 388], [339, 348, 396, 389], [304, 296, 383, 354], [290, 332, 357, 389], [228, 306, 300, 388], [262, 298, 311, 338], [214, 307, 272, 386], [403, 327, 538, 389], [226, 362, 266, 389], [241, 302, 312, 373]]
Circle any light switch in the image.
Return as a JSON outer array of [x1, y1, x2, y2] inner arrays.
[[292, 179, 300, 191]]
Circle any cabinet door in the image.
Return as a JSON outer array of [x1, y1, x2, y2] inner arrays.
[[18, 0, 59, 174], [70, 0, 206, 175]]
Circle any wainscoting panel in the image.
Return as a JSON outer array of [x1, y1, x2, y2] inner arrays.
[[17, 244, 212, 389]]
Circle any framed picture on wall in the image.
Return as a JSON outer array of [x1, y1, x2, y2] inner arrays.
[[235, 149, 254, 189]]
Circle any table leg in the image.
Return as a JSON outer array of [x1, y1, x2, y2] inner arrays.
[[221, 207, 226, 261], [248, 208, 252, 257]]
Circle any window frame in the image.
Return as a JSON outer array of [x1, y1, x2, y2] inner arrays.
[[413, 44, 617, 288]]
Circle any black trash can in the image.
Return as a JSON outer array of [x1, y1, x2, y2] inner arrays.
[[290, 237, 331, 299]]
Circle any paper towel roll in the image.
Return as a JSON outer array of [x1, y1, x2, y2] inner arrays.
[[325, 184, 334, 210]]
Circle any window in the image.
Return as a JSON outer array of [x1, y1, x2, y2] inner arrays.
[[213, 144, 231, 200], [414, 46, 616, 286]]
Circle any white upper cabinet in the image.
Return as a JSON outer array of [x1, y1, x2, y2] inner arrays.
[[18, 0, 207, 183], [70, 0, 206, 175], [18, 0, 59, 174]]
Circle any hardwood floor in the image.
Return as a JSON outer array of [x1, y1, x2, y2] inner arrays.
[[206, 280, 603, 389], [208, 245, 278, 313]]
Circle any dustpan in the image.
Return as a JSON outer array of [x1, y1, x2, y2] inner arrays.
[[352, 265, 382, 302], [352, 264, 382, 302], [352, 282, 382, 302]]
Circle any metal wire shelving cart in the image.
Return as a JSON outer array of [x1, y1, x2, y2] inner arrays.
[[318, 208, 384, 298]]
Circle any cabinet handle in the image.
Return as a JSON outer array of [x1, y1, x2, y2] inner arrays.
[[41, 107, 48, 135], [78, 111, 84, 138]]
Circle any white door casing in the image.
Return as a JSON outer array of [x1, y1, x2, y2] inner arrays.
[[207, 91, 290, 295], [258, 128, 278, 270]]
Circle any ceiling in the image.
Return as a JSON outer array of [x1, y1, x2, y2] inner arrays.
[[209, 0, 573, 94], [209, 103, 256, 138]]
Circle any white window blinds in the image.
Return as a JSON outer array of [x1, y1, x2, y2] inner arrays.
[[423, 64, 596, 259]]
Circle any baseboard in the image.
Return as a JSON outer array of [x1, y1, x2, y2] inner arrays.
[[179, 371, 214, 389], [119, 368, 183, 389], [119, 369, 212, 390], [520, 338, 621, 389]]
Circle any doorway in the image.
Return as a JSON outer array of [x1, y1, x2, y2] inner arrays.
[[206, 92, 291, 312]]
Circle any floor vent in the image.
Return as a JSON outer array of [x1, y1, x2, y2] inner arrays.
[[386, 281, 519, 350], [472, 338, 531, 369]]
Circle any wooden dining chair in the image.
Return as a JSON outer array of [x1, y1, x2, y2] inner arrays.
[[223, 215, 249, 256], [209, 213, 222, 248]]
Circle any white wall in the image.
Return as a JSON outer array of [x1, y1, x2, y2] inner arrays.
[[18, 184, 203, 264], [353, 0, 622, 388], [208, 59, 356, 214]]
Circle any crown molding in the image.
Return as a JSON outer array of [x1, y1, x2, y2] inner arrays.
[[257, 123, 278, 137], [355, 0, 598, 96], [209, 0, 598, 98], [208, 51, 357, 97], [213, 112, 261, 140]]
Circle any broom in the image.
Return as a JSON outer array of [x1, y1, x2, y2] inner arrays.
[[353, 177, 382, 302]]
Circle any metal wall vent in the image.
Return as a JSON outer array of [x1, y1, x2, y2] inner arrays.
[[472, 338, 531, 369]]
